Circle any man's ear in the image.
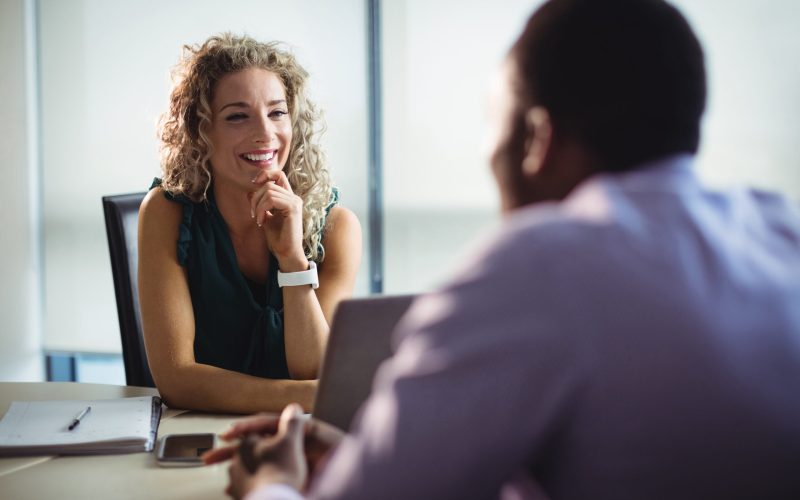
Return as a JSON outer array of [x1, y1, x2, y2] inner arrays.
[[521, 106, 553, 178]]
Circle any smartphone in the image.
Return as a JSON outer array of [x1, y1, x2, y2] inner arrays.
[[156, 433, 216, 467]]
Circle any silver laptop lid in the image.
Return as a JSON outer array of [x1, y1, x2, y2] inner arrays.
[[312, 294, 415, 431]]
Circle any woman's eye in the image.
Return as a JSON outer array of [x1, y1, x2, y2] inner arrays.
[[225, 113, 247, 122], [270, 110, 289, 119]]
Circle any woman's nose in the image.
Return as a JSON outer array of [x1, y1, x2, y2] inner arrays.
[[252, 114, 275, 143]]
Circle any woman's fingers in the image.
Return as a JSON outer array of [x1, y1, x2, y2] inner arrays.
[[249, 184, 275, 221], [252, 189, 301, 227], [251, 169, 293, 193], [248, 182, 294, 209]]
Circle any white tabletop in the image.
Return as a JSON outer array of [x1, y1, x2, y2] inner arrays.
[[0, 382, 248, 499]]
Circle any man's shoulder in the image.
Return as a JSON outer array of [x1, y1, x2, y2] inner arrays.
[[501, 163, 800, 253], [454, 200, 616, 292]]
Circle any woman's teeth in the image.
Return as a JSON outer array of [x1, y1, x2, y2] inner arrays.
[[243, 152, 275, 161]]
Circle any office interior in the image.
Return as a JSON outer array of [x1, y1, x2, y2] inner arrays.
[[1, 0, 799, 384]]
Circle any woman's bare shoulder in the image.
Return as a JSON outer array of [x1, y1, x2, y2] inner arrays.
[[322, 205, 362, 258], [325, 205, 360, 233], [139, 186, 183, 236]]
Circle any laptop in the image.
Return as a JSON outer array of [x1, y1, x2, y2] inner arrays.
[[312, 294, 416, 431]]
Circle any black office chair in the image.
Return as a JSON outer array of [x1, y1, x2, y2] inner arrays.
[[102, 192, 155, 388]]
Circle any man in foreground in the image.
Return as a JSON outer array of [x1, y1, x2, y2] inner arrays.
[[207, 0, 800, 498]]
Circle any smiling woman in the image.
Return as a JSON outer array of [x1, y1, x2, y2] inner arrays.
[[137, 34, 362, 414]]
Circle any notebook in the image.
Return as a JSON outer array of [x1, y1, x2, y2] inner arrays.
[[0, 396, 162, 456], [312, 294, 415, 431]]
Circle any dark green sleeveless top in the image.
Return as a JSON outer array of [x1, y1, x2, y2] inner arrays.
[[151, 178, 338, 380]]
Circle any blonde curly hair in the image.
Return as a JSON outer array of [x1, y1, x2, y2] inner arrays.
[[159, 33, 334, 262]]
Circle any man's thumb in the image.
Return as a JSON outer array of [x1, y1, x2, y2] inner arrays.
[[277, 403, 305, 441]]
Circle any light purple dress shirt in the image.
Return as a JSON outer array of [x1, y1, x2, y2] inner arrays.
[[249, 155, 800, 500]]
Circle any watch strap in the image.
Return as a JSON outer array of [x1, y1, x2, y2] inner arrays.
[[277, 261, 319, 289]]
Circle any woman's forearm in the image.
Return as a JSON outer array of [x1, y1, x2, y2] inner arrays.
[[155, 362, 317, 413], [275, 207, 362, 381], [281, 283, 330, 380]]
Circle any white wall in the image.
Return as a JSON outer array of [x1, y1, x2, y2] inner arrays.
[[38, 0, 370, 353], [675, 0, 800, 195], [381, 0, 536, 293], [0, 0, 45, 381]]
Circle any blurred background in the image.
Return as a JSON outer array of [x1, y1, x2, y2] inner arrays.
[[2, 0, 798, 383]]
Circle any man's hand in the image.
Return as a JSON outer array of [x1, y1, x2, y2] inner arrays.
[[224, 404, 307, 499], [203, 413, 283, 465], [203, 404, 347, 498]]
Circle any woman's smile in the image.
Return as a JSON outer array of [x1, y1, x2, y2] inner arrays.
[[240, 148, 279, 170]]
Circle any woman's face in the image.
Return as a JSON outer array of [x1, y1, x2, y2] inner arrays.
[[207, 67, 293, 191]]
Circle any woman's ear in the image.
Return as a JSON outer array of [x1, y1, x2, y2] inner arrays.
[[521, 106, 553, 178]]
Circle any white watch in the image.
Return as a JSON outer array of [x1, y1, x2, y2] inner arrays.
[[277, 261, 319, 289]]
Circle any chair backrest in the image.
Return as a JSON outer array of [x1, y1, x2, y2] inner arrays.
[[102, 192, 154, 388]]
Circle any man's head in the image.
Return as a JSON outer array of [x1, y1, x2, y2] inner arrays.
[[488, 0, 706, 212]]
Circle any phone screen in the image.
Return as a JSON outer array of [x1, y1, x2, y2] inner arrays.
[[157, 433, 215, 466]]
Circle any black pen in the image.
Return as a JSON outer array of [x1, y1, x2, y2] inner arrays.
[[68, 406, 91, 431]]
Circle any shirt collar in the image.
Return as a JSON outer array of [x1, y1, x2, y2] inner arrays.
[[588, 153, 698, 194]]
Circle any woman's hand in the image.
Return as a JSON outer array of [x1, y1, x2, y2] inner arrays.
[[249, 169, 306, 270]]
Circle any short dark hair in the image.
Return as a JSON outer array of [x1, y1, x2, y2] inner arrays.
[[511, 0, 706, 171]]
